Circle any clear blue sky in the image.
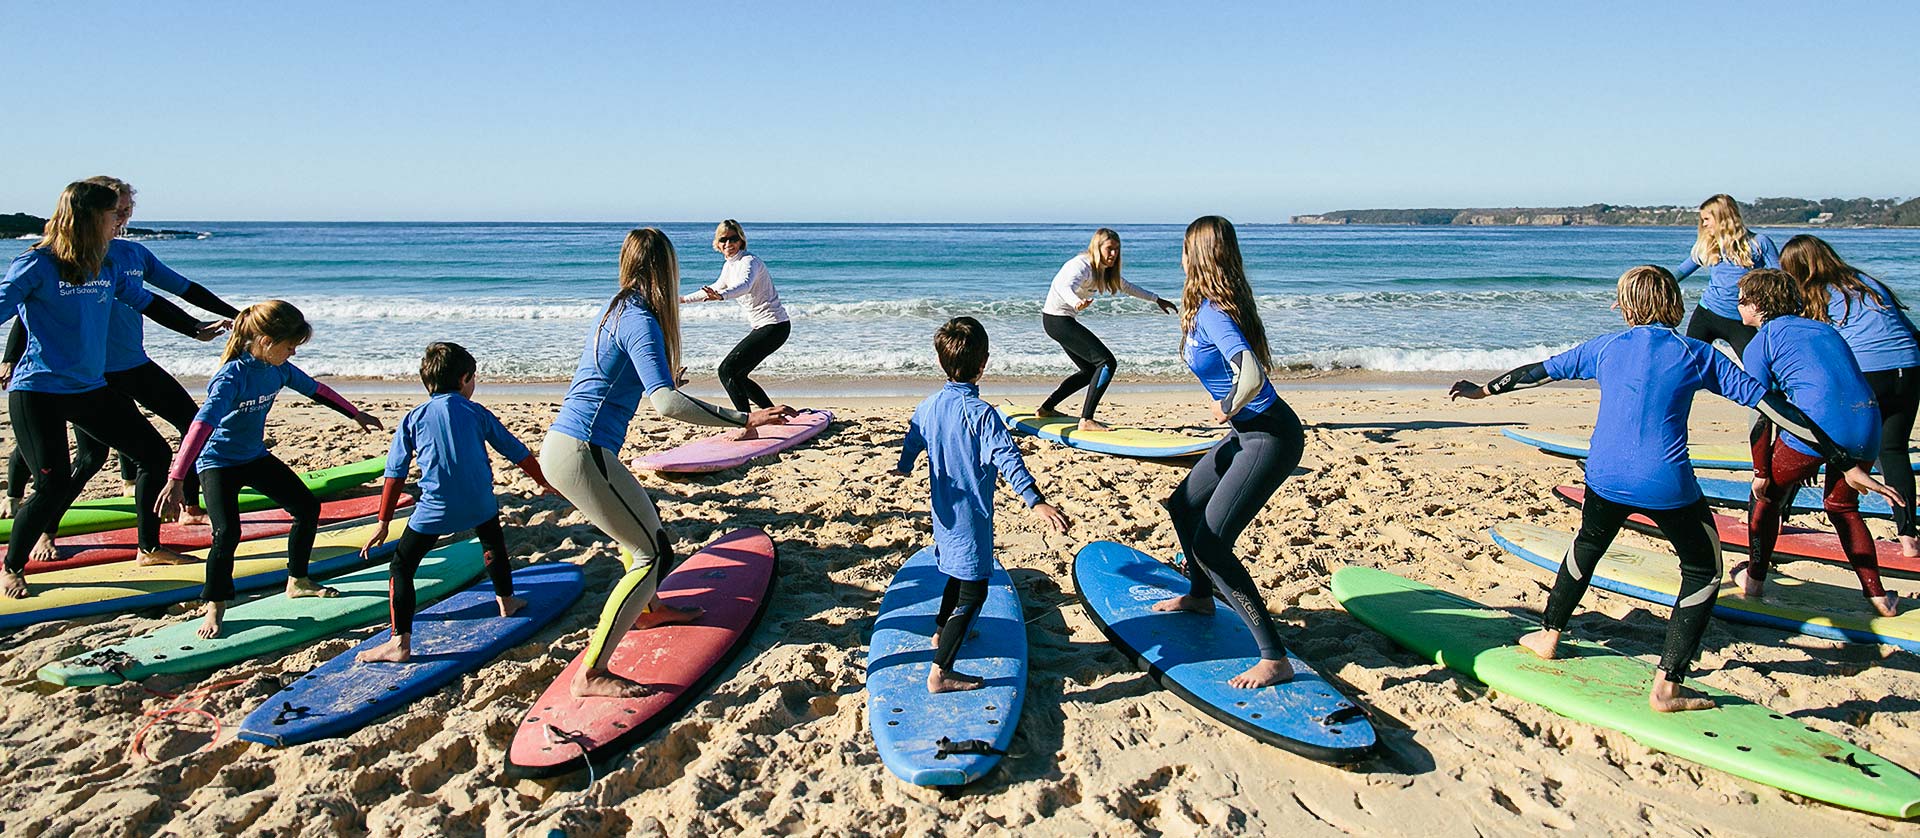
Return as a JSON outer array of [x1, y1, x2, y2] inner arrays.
[[4, 2, 1916, 222]]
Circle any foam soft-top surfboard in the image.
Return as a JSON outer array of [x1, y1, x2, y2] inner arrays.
[[1698, 475, 1894, 518], [36, 534, 482, 687], [1492, 522, 1920, 652], [0, 514, 410, 632], [996, 405, 1219, 458], [505, 528, 776, 778], [236, 562, 584, 747], [1332, 565, 1920, 818], [0, 455, 387, 542], [11, 494, 405, 575], [1553, 485, 1920, 576], [866, 546, 1026, 787], [1502, 429, 1919, 474], [1074, 541, 1376, 763], [631, 410, 832, 473]]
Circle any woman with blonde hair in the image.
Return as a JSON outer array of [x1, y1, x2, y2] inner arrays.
[[1037, 228, 1176, 431], [679, 220, 791, 413], [1451, 265, 1898, 711], [543, 228, 793, 698], [1673, 194, 1781, 356]]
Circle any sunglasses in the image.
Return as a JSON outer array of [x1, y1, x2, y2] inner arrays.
[[716, 236, 741, 244]]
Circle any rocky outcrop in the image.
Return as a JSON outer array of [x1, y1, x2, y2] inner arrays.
[[1, 213, 203, 239], [1293, 197, 1920, 227]]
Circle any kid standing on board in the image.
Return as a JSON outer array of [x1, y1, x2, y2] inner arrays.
[[1452, 266, 1899, 712], [1674, 194, 1781, 357], [896, 317, 1070, 693], [357, 342, 558, 663], [160, 301, 384, 639]]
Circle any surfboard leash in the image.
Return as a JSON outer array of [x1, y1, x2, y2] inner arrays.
[[126, 673, 257, 764]]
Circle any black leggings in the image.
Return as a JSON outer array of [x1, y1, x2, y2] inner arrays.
[[1040, 314, 1116, 421], [1684, 305, 1757, 358], [932, 575, 989, 670], [718, 320, 790, 412], [6, 387, 172, 572], [1165, 403, 1303, 661], [7, 361, 202, 505], [1545, 492, 1721, 679], [201, 455, 320, 602], [1865, 366, 1920, 537], [388, 516, 513, 635]]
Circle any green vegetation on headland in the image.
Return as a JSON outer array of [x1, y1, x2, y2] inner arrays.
[[1, 213, 202, 239], [1293, 197, 1920, 227]]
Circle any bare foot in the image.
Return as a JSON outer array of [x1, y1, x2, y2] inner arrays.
[[1077, 418, 1110, 433], [571, 666, 653, 698], [178, 506, 211, 527], [1517, 628, 1561, 660], [1228, 658, 1294, 689], [1152, 594, 1215, 614], [731, 426, 760, 442], [197, 602, 225, 639], [29, 534, 59, 563], [356, 635, 411, 663], [286, 577, 340, 598], [631, 598, 703, 629], [927, 664, 985, 694], [497, 595, 527, 618], [137, 547, 199, 567], [1872, 592, 1901, 618], [1649, 677, 1715, 712], [0, 496, 17, 519], [1, 571, 27, 599], [1033, 405, 1065, 419], [1728, 563, 1765, 600], [1903, 536, 1920, 559]]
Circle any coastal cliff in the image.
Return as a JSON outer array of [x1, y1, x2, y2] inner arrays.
[[1, 213, 203, 239], [1293, 197, 1920, 227]]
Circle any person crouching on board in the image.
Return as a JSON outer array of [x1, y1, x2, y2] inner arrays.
[[894, 317, 1070, 693], [1450, 266, 1900, 712], [356, 342, 560, 663], [1733, 269, 1900, 617]]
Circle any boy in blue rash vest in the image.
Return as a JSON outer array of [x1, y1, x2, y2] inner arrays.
[[1734, 269, 1898, 616], [1673, 194, 1781, 357], [1451, 265, 1901, 712], [161, 300, 384, 639], [895, 317, 1070, 694], [357, 342, 559, 663]]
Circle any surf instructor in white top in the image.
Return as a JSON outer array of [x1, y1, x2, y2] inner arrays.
[[1037, 228, 1176, 431], [680, 219, 793, 412]]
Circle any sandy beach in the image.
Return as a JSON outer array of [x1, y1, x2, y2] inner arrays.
[[3, 380, 1917, 836]]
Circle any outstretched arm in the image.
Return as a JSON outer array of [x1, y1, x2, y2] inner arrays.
[[649, 387, 748, 427], [1451, 362, 1553, 400]]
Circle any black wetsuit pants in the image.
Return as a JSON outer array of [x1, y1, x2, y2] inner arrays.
[[1865, 366, 1920, 537], [932, 574, 990, 670], [1165, 402, 1303, 662], [201, 455, 320, 602], [1544, 492, 1721, 679], [7, 361, 201, 509], [1685, 306, 1757, 358], [1040, 314, 1116, 421], [6, 387, 172, 571], [719, 321, 790, 412], [388, 516, 514, 635]]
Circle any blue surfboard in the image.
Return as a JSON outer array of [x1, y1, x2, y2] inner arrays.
[[1073, 541, 1376, 763], [1697, 476, 1893, 518], [866, 547, 1025, 787], [236, 562, 585, 747]]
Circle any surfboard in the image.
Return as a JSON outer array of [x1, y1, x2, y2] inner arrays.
[[1553, 485, 1920, 576], [1491, 522, 1920, 652], [866, 546, 1025, 787], [36, 534, 483, 687], [1698, 475, 1894, 518], [0, 514, 411, 631], [631, 410, 832, 474], [11, 494, 405, 575], [1074, 541, 1376, 763], [235, 562, 584, 747], [1332, 565, 1920, 818], [0, 455, 387, 542], [996, 405, 1219, 458], [1503, 428, 1920, 474], [505, 528, 776, 779]]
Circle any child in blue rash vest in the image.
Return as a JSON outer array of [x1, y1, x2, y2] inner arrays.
[[1452, 265, 1901, 713], [355, 342, 558, 663], [1673, 194, 1781, 357], [1734, 269, 1898, 616], [1035, 228, 1179, 432], [895, 316, 1070, 694], [161, 301, 384, 639]]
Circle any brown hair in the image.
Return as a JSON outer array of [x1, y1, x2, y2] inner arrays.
[[1179, 216, 1273, 368], [1736, 268, 1805, 321], [1780, 234, 1901, 324], [420, 341, 477, 394], [599, 228, 682, 371], [223, 300, 313, 364], [35, 181, 120, 284], [1614, 265, 1685, 327], [934, 316, 989, 382]]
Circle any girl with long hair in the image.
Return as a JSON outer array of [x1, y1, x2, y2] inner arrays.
[[1036, 228, 1176, 431], [679, 220, 792, 413], [1673, 194, 1781, 356]]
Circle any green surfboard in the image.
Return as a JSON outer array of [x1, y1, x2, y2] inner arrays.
[[1332, 566, 1920, 818], [37, 538, 484, 688], [0, 455, 387, 542]]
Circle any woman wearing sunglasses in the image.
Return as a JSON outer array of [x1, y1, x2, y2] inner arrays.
[[679, 220, 792, 412]]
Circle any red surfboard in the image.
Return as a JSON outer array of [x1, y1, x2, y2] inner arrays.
[[8, 494, 407, 574], [505, 527, 776, 778], [1554, 485, 1920, 576]]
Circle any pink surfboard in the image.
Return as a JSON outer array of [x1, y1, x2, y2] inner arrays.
[[505, 527, 777, 778], [630, 410, 832, 473], [10, 494, 407, 575], [1554, 485, 1920, 576]]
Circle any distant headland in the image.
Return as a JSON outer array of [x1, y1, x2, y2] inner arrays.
[[1292, 197, 1920, 227], [1, 213, 204, 240]]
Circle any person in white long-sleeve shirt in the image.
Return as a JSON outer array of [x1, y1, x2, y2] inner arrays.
[[680, 220, 792, 411], [1037, 228, 1177, 431]]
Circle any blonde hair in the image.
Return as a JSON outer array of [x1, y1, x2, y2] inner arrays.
[[35, 181, 120, 284], [223, 300, 313, 364], [1689, 194, 1757, 269], [1084, 228, 1124, 294], [600, 228, 682, 371], [81, 175, 133, 199], [1179, 216, 1273, 368], [715, 219, 746, 248], [1780, 234, 1899, 324], [1615, 265, 1685, 327]]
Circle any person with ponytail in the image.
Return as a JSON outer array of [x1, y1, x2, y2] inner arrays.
[[0, 181, 219, 599], [679, 220, 793, 413], [1036, 228, 1177, 431], [159, 300, 383, 638], [1148, 216, 1302, 690], [1781, 234, 1920, 557], [1673, 194, 1782, 356], [542, 228, 793, 698]]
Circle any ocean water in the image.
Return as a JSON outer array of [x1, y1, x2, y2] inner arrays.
[[61, 222, 1920, 382]]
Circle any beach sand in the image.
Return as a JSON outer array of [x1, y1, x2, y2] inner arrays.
[[3, 382, 1918, 836]]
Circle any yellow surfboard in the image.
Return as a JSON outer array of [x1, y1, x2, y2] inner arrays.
[[997, 405, 1219, 458]]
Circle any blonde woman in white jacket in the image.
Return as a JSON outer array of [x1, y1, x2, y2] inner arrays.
[[681, 220, 791, 411], [1037, 228, 1176, 431]]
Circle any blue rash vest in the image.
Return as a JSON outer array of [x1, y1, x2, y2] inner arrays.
[[0, 247, 158, 393], [1674, 233, 1781, 320], [1183, 301, 1279, 418], [1823, 274, 1920, 373], [385, 392, 531, 536], [192, 355, 320, 472], [897, 381, 1044, 581], [550, 301, 674, 452], [1742, 315, 1880, 462], [103, 239, 193, 373]]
